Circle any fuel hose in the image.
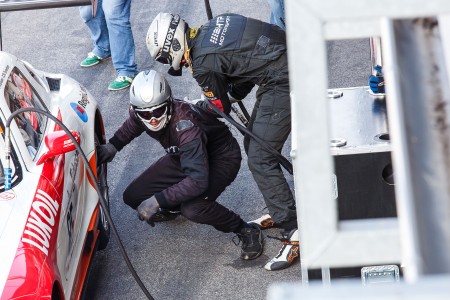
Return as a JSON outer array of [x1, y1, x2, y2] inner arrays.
[[3, 107, 155, 300]]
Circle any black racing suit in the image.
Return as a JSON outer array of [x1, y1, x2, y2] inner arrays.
[[109, 99, 244, 233], [188, 13, 296, 228]]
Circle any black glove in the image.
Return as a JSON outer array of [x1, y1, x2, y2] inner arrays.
[[137, 196, 160, 227], [96, 143, 117, 165]]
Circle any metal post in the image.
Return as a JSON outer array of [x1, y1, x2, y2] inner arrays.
[[382, 17, 450, 281], [370, 37, 383, 73], [0, 0, 91, 12]]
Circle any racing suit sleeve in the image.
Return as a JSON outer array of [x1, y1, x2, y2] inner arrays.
[[154, 124, 210, 207], [193, 68, 232, 115], [108, 108, 145, 151]]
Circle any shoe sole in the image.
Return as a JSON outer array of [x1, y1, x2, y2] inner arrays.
[[108, 84, 131, 91]]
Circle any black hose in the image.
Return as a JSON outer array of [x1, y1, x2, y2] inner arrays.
[[204, 99, 293, 175], [204, 0, 213, 20], [5, 107, 155, 300]]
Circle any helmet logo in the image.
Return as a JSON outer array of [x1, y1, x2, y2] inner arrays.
[[172, 38, 181, 51], [164, 28, 175, 52], [153, 31, 159, 46], [161, 15, 181, 57]]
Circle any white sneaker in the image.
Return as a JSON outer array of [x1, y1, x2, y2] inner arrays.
[[264, 228, 299, 271], [248, 214, 278, 230]]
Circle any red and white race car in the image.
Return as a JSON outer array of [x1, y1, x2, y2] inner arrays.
[[0, 51, 110, 300]]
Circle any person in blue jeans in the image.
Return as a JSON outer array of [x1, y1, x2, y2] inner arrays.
[[79, 0, 137, 91], [267, 0, 285, 30]]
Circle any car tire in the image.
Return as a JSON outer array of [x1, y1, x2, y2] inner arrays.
[[95, 134, 110, 250]]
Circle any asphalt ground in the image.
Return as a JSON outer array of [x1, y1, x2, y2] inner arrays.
[[0, 1, 370, 299]]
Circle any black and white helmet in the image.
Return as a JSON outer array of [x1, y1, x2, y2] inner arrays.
[[130, 70, 172, 132], [146, 13, 187, 72]]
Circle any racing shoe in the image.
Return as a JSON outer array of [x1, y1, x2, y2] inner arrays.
[[265, 228, 299, 271], [248, 214, 278, 230], [233, 224, 264, 260], [151, 208, 181, 222], [80, 52, 110, 67], [108, 75, 134, 91]]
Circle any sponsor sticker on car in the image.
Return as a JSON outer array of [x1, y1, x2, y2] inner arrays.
[[70, 102, 88, 122], [0, 190, 16, 201]]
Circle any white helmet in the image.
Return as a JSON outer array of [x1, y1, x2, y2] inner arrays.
[[130, 70, 172, 132], [146, 13, 187, 73]]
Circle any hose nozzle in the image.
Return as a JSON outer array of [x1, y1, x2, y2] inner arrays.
[[3, 127, 12, 190]]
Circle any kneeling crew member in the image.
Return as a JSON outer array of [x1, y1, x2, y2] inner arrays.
[[96, 70, 263, 260]]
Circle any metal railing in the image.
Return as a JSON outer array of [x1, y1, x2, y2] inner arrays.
[[284, 0, 450, 284]]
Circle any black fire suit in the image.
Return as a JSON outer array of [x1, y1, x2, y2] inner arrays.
[[187, 13, 296, 227], [109, 99, 244, 233]]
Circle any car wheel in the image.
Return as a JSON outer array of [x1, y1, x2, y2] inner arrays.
[[95, 134, 110, 250]]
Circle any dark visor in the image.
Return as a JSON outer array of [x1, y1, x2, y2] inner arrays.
[[135, 104, 167, 120]]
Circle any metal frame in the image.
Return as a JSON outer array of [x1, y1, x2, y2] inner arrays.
[[285, 0, 450, 277], [0, 0, 91, 12]]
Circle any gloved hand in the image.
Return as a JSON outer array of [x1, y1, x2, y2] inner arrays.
[[137, 196, 160, 227], [196, 94, 231, 116], [368, 65, 385, 94], [96, 143, 117, 165], [196, 99, 221, 117]]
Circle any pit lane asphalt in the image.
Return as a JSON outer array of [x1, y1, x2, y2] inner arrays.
[[0, 1, 370, 299]]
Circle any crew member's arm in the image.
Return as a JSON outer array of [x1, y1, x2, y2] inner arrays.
[[154, 121, 210, 207], [96, 108, 145, 164], [193, 68, 231, 114], [108, 107, 145, 151]]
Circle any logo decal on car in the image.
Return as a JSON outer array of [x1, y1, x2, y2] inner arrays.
[[70, 102, 88, 123], [21, 189, 60, 256], [0, 190, 16, 201]]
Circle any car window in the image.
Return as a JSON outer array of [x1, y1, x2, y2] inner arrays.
[[3, 68, 48, 159]]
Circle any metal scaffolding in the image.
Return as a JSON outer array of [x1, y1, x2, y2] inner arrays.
[[274, 0, 450, 294]]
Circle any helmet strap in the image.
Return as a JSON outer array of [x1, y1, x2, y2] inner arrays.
[[168, 66, 182, 76]]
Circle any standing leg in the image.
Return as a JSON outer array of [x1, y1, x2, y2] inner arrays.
[[266, 0, 286, 30], [79, 0, 111, 60], [246, 83, 296, 228], [102, 0, 137, 78]]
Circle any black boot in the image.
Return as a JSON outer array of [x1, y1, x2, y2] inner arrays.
[[233, 224, 264, 260], [151, 208, 181, 222]]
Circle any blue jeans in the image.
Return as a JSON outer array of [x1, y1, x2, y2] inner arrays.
[[267, 0, 285, 30], [79, 0, 137, 77]]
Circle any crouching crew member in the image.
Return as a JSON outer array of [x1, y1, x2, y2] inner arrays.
[[96, 70, 263, 260]]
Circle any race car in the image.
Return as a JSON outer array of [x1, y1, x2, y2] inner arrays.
[[0, 51, 110, 300]]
